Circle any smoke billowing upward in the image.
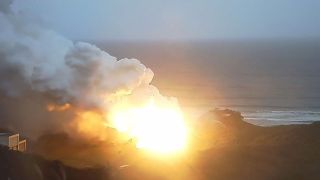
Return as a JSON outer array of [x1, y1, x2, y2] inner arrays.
[[0, 1, 179, 139]]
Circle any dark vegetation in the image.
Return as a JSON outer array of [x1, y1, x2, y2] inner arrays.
[[2, 109, 320, 180], [0, 146, 110, 180], [195, 109, 320, 180]]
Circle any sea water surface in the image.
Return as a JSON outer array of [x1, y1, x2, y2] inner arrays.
[[96, 39, 320, 126]]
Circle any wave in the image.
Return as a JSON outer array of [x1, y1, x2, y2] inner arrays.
[[241, 109, 320, 125]]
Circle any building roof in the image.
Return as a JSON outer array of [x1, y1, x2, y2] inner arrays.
[[0, 128, 16, 136]]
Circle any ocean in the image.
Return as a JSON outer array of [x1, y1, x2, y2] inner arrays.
[[95, 39, 320, 125]]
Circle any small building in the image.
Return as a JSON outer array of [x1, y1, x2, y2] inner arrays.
[[0, 132, 27, 152]]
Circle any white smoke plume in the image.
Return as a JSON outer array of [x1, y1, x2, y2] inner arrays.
[[0, 1, 178, 138], [0, 1, 153, 106]]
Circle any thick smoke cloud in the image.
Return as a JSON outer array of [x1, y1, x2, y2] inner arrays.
[[0, 1, 176, 138], [0, 2, 153, 106]]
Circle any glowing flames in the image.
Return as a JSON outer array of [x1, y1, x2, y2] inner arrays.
[[110, 99, 188, 154], [45, 97, 189, 155], [47, 103, 71, 112]]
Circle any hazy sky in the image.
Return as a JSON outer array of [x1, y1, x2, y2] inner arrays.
[[13, 0, 320, 41]]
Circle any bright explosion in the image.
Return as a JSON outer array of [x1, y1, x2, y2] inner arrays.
[[110, 99, 188, 154]]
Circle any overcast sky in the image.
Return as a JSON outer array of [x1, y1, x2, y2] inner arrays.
[[13, 0, 320, 41]]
